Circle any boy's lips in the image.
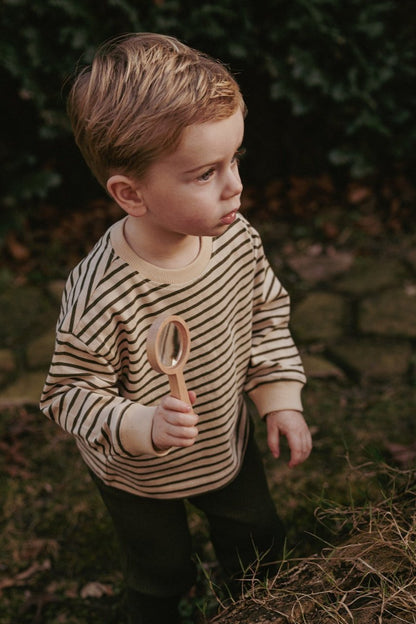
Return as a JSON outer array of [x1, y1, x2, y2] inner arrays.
[[220, 208, 239, 225]]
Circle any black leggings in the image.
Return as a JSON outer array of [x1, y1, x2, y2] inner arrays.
[[91, 430, 285, 622]]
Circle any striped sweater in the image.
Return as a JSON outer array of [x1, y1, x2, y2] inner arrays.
[[40, 213, 306, 499]]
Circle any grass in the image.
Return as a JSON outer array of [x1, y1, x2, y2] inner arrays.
[[0, 406, 124, 624], [1, 378, 415, 623], [210, 465, 416, 623]]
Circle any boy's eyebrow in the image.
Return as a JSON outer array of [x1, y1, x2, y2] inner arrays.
[[183, 160, 219, 174], [183, 144, 244, 174]]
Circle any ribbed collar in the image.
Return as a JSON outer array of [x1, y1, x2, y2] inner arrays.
[[110, 217, 213, 285]]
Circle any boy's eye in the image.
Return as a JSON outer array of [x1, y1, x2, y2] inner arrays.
[[196, 148, 245, 182], [197, 167, 215, 182], [232, 147, 246, 164]]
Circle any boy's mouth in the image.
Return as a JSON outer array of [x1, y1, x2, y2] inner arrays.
[[220, 209, 238, 225]]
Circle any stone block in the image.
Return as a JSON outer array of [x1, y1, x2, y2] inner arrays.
[[0, 348, 16, 386], [47, 280, 66, 304], [291, 292, 347, 343], [301, 353, 345, 379], [0, 370, 47, 407], [27, 329, 56, 369], [329, 339, 412, 380], [359, 287, 416, 338], [335, 257, 408, 296], [0, 285, 57, 348], [287, 250, 354, 284]]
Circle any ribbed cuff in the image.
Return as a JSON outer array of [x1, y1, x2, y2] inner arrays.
[[248, 380, 304, 418]]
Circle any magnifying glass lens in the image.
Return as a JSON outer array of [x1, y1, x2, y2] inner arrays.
[[159, 322, 182, 369]]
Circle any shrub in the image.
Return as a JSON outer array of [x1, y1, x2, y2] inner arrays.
[[1, 0, 415, 232]]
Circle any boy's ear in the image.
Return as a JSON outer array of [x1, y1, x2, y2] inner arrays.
[[106, 175, 147, 217]]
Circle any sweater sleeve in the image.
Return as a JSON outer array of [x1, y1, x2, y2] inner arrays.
[[40, 330, 165, 457], [244, 230, 306, 416]]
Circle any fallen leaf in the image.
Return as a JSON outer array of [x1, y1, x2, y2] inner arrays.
[[6, 232, 31, 261], [80, 581, 113, 599], [347, 184, 372, 204]]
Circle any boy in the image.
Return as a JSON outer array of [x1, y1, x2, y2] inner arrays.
[[40, 33, 312, 624]]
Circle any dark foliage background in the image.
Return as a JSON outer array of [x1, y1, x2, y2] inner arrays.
[[1, 0, 415, 236]]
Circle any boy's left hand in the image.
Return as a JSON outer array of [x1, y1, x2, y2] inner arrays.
[[266, 410, 312, 467]]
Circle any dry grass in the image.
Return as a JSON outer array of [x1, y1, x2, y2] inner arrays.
[[210, 464, 416, 623]]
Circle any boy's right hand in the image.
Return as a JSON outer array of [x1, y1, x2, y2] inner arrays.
[[152, 391, 198, 451]]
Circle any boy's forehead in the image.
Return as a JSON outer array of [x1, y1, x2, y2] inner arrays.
[[171, 110, 245, 164]]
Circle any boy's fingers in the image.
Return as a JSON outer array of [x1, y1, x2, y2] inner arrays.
[[170, 435, 197, 448], [267, 426, 280, 459], [288, 432, 312, 467], [288, 449, 303, 468], [163, 395, 192, 412], [164, 424, 199, 446], [176, 425, 199, 440], [168, 411, 198, 427], [153, 420, 198, 451]]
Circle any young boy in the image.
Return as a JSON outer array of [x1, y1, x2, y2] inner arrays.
[[40, 33, 312, 624]]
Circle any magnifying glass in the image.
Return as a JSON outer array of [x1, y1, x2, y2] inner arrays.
[[146, 315, 191, 405]]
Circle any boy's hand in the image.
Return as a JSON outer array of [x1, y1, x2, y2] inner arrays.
[[266, 410, 312, 467], [152, 391, 198, 451]]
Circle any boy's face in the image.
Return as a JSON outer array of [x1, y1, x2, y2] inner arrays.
[[136, 109, 244, 239]]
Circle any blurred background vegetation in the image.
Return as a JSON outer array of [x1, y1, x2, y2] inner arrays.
[[1, 0, 415, 238]]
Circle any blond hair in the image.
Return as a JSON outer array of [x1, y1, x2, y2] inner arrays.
[[67, 33, 246, 187]]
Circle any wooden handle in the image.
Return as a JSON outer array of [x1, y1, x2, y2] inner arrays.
[[168, 371, 190, 405]]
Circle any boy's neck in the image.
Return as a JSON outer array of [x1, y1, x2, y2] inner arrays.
[[124, 216, 200, 269]]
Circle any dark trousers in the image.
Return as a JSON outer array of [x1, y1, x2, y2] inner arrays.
[[91, 429, 285, 623]]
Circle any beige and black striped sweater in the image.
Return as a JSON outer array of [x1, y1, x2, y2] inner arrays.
[[40, 214, 305, 499]]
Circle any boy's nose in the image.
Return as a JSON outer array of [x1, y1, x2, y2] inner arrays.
[[223, 167, 243, 198]]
